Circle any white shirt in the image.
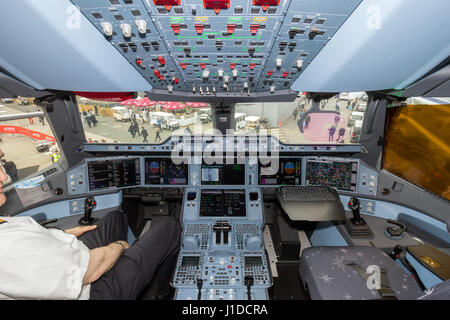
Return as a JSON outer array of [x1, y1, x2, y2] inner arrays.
[[0, 216, 91, 300]]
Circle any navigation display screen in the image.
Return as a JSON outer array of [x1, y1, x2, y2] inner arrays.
[[145, 158, 188, 185], [259, 158, 302, 185], [305, 159, 358, 192], [201, 163, 245, 185], [88, 158, 140, 190], [199, 189, 246, 217]]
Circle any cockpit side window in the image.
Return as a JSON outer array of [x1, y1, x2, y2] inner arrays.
[[0, 97, 58, 186]]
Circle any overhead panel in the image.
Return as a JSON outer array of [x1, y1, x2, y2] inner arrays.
[[71, 0, 362, 101]]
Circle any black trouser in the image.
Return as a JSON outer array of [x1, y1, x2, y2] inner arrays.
[[78, 211, 181, 300]]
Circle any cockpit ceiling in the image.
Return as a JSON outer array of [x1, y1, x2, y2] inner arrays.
[[71, 0, 362, 99], [0, 0, 449, 99]]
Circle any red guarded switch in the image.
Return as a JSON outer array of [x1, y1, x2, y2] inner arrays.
[[158, 56, 166, 65], [153, 0, 180, 12], [154, 69, 161, 77], [174, 78, 179, 84], [200, 63, 206, 69], [194, 24, 204, 34], [170, 24, 181, 35], [179, 63, 186, 70], [250, 24, 259, 35], [253, 0, 280, 12], [226, 24, 236, 34], [267, 70, 273, 77], [136, 59, 143, 67], [282, 71, 289, 78], [249, 63, 256, 70], [230, 63, 236, 70], [203, 0, 230, 14]]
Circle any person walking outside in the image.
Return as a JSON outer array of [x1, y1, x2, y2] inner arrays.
[[142, 127, 149, 143], [154, 125, 162, 142], [337, 127, 346, 142], [134, 120, 141, 136], [91, 114, 98, 127], [334, 114, 340, 125], [304, 114, 311, 129], [328, 125, 337, 142], [128, 123, 136, 138], [157, 119, 162, 132], [335, 100, 340, 112], [293, 108, 298, 120]]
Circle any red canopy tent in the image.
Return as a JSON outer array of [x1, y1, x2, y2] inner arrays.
[[162, 102, 186, 111], [186, 102, 209, 108], [120, 99, 136, 106]]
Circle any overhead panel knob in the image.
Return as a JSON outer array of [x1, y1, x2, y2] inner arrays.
[[135, 19, 147, 35], [100, 22, 113, 36], [224, 75, 230, 84], [120, 23, 132, 37], [232, 69, 238, 78], [275, 58, 283, 69], [218, 69, 224, 78], [296, 60, 303, 69], [202, 70, 210, 80]]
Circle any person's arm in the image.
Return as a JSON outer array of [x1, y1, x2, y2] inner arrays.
[[82, 241, 129, 285], [64, 225, 97, 237]]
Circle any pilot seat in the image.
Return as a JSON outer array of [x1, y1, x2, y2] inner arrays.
[[299, 246, 425, 300]]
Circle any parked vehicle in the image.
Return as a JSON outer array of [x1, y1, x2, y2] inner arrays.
[[350, 126, 362, 143], [347, 111, 365, 127], [112, 106, 131, 122], [200, 113, 211, 123], [355, 103, 367, 112], [244, 116, 261, 132], [199, 108, 212, 123], [339, 92, 349, 100], [149, 112, 180, 131], [235, 112, 246, 129]]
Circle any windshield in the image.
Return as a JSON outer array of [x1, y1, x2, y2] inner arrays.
[[78, 92, 367, 144]]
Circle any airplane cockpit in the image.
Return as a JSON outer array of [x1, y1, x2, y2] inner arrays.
[[0, 0, 449, 303]]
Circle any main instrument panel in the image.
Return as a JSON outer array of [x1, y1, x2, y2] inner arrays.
[[70, 0, 362, 100], [68, 136, 378, 196], [65, 136, 379, 300]]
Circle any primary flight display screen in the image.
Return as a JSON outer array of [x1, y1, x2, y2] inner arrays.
[[201, 163, 245, 185], [259, 158, 302, 185], [200, 190, 246, 217], [88, 158, 141, 190], [305, 159, 358, 192], [145, 158, 188, 185]]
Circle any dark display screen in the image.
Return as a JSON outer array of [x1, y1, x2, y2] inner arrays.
[[244, 256, 263, 267], [145, 158, 188, 185], [259, 158, 302, 185], [199, 190, 246, 217], [88, 158, 140, 190], [305, 159, 358, 192], [181, 256, 200, 267], [201, 163, 245, 185]]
